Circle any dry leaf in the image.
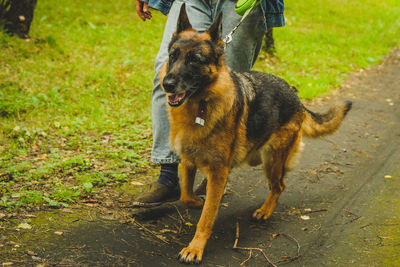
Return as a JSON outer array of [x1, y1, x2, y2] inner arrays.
[[300, 215, 310, 220], [155, 234, 168, 242], [159, 229, 178, 234], [2, 262, 14, 266], [31, 256, 41, 261], [17, 223, 32, 230], [54, 231, 64, 235], [131, 181, 145, 186], [26, 250, 37, 256], [271, 233, 279, 239], [61, 208, 74, 213], [304, 208, 312, 212], [288, 208, 301, 215]]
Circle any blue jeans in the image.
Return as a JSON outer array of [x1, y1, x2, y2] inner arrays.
[[151, 0, 266, 164]]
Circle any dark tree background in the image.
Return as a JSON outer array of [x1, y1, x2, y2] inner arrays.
[[0, 0, 37, 38]]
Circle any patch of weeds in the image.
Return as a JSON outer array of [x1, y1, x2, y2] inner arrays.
[[1, 190, 45, 210], [31, 166, 54, 180], [51, 185, 80, 204], [0, 195, 16, 210], [108, 171, 128, 183], [59, 155, 92, 173], [82, 182, 93, 195], [6, 125, 47, 147], [18, 190, 45, 205], [4, 161, 31, 181], [74, 171, 109, 187]]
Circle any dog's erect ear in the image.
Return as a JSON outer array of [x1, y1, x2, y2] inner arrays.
[[207, 13, 223, 42], [176, 3, 192, 33]]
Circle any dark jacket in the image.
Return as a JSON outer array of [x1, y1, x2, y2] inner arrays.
[[144, 0, 285, 28]]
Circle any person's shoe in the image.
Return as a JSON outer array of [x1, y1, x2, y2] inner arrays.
[[131, 182, 180, 208]]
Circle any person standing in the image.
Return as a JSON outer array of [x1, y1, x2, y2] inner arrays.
[[133, 0, 285, 206]]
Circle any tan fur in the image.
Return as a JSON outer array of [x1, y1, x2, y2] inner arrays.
[[160, 19, 350, 263], [302, 102, 349, 137], [161, 56, 311, 262]]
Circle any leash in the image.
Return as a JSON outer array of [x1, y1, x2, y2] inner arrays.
[[195, 0, 261, 126], [223, 0, 262, 46]]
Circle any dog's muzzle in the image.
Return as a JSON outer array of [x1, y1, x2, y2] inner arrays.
[[167, 92, 187, 107]]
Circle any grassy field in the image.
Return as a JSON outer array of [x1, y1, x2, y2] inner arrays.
[[0, 0, 399, 212]]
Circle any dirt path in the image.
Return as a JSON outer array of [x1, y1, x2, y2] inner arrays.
[[1, 47, 400, 266]]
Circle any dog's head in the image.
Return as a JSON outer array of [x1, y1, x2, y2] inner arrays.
[[160, 4, 225, 107]]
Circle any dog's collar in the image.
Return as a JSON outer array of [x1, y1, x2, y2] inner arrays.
[[195, 100, 207, 126]]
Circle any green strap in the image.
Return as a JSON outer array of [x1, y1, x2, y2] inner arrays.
[[223, 0, 262, 45]]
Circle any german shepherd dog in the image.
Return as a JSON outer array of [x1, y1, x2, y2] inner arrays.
[[159, 5, 352, 264]]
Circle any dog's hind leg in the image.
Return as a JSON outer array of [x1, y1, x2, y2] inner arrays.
[[178, 164, 229, 264], [252, 148, 287, 221], [252, 119, 303, 221], [180, 158, 204, 209]]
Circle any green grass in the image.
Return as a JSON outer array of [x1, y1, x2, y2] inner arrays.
[[256, 0, 400, 98], [0, 0, 399, 211]]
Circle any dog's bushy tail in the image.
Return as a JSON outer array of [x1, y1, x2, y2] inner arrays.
[[302, 101, 352, 137]]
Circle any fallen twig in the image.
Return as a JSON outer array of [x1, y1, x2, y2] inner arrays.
[[283, 233, 300, 257], [169, 204, 185, 222], [233, 222, 277, 267], [302, 209, 328, 214], [361, 223, 400, 229], [241, 249, 253, 266], [274, 233, 301, 264], [233, 221, 239, 248], [343, 209, 362, 224], [130, 218, 169, 244]]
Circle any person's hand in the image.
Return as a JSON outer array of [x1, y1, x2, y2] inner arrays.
[[136, 0, 152, 21]]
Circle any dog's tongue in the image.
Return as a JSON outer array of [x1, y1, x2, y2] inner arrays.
[[168, 93, 185, 103]]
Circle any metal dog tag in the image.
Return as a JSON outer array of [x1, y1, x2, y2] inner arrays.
[[195, 117, 205, 126]]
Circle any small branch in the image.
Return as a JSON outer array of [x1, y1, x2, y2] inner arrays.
[[169, 204, 185, 222], [361, 223, 400, 229], [282, 233, 300, 257], [302, 209, 328, 214], [343, 209, 362, 224], [232, 222, 277, 267], [241, 250, 252, 266], [233, 221, 240, 249], [274, 233, 301, 264], [130, 218, 169, 244]]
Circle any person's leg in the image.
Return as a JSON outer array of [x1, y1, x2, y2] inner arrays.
[[151, 0, 214, 165], [192, 1, 266, 197], [134, 0, 214, 206], [217, 0, 266, 71]]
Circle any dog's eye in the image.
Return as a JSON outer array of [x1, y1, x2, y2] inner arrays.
[[170, 50, 179, 62], [187, 53, 203, 64]]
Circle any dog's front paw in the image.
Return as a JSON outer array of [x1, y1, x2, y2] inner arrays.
[[181, 196, 204, 209], [252, 208, 272, 221], [178, 246, 203, 264]]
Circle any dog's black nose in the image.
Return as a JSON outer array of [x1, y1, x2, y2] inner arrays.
[[163, 76, 177, 93]]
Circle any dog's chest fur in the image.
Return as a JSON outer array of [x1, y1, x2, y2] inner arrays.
[[168, 70, 303, 167]]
